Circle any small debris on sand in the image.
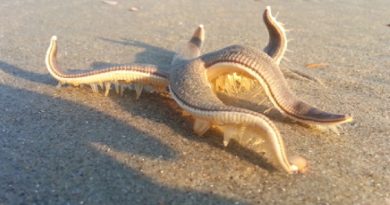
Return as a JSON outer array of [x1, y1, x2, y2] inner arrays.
[[305, 63, 329, 69], [128, 6, 139, 12], [102, 0, 118, 6]]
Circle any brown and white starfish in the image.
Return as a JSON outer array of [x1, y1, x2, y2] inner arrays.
[[45, 6, 352, 174]]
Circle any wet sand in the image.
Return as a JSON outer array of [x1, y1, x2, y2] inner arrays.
[[1, 0, 389, 204]]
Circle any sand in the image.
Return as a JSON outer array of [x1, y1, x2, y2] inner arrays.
[[1, 0, 389, 204]]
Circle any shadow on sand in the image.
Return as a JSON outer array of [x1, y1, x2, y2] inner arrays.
[[0, 84, 242, 204]]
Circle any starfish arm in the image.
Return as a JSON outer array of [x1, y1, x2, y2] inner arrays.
[[171, 25, 205, 65], [203, 46, 353, 127], [169, 59, 307, 174], [262, 6, 287, 65], [45, 36, 169, 96]]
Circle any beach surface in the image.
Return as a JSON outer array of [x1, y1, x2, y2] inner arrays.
[[1, 0, 389, 204]]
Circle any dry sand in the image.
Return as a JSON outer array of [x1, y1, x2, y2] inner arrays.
[[1, 0, 389, 204]]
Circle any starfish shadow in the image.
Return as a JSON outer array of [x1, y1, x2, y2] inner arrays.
[[0, 60, 53, 85], [97, 37, 175, 70], [0, 84, 241, 204]]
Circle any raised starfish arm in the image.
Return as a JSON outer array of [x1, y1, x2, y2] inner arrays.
[[169, 59, 307, 174], [204, 45, 353, 130], [263, 6, 326, 85], [171, 25, 205, 65], [45, 36, 169, 98], [262, 6, 287, 65]]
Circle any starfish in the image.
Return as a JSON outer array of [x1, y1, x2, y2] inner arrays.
[[45, 6, 352, 174]]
